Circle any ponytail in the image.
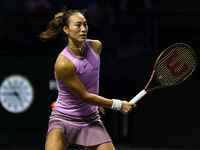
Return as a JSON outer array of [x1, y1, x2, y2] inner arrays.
[[39, 6, 85, 42], [39, 12, 63, 41]]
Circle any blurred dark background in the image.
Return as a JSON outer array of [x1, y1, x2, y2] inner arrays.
[[0, 0, 200, 149]]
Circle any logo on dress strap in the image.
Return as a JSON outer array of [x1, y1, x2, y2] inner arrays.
[[91, 67, 99, 71], [83, 63, 88, 68]]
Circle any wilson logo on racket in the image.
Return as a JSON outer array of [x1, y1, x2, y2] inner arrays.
[[165, 50, 188, 77]]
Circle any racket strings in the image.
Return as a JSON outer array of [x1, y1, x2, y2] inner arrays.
[[154, 44, 196, 86]]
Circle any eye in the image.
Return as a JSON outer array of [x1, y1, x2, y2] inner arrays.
[[84, 23, 88, 27]]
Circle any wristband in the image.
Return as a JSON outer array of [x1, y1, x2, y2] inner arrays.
[[111, 99, 122, 111]]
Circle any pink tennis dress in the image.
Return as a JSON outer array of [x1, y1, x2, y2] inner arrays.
[[47, 40, 112, 146]]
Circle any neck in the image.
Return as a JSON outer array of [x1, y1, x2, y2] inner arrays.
[[69, 42, 84, 51], [68, 42, 85, 57]]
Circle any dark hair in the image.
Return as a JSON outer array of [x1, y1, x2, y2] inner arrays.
[[39, 6, 85, 42]]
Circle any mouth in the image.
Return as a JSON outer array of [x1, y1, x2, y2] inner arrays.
[[80, 34, 87, 38]]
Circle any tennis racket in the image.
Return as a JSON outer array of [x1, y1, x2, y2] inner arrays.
[[129, 43, 197, 104]]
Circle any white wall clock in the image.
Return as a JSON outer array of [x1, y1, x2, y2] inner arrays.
[[0, 74, 34, 114]]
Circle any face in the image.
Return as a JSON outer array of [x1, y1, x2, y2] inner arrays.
[[64, 13, 88, 42]]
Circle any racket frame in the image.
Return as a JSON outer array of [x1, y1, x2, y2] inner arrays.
[[129, 43, 197, 104], [146, 43, 197, 92]]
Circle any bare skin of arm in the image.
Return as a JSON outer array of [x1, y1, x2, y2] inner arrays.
[[54, 40, 136, 114]]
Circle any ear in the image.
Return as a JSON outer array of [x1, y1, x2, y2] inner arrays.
[[63, 26, 69, 34]]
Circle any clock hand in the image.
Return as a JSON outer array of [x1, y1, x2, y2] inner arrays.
[[13, 91, 23, 105], [1, 92, 16, 96]]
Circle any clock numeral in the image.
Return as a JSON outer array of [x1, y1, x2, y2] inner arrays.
[[24, 98, 28, 102], [24, 86, 28, 90], [14, 104, 17, 109], [20, 80, 24, 85], [8, 103, 12, 108], [8, 80, 12, 86], [20, 103, 24, 107], [3, 85, 7, 90], [3, 98, 8, 103], [14, 79, 18, 85]]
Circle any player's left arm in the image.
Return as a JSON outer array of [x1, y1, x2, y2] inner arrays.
[[87, 39, 102, 58], [87, 39, 104, 114]]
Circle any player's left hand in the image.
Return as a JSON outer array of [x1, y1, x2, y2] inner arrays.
[[98, 106, 105, 115]]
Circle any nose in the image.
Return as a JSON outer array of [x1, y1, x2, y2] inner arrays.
[[81, 25, 87, 33]]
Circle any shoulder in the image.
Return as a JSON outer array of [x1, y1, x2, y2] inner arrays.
[[86, 39, 102, 56], [55, 55, 74, 70], [54, 55, 75, 79]]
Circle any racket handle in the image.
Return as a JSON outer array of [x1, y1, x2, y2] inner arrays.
[[129, 89, 147, 104]]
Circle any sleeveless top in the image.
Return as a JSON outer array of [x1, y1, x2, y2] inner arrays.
[[54, 40, 100, 116]]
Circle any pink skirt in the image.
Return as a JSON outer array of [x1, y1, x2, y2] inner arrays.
[[47, 109, 112, 146]]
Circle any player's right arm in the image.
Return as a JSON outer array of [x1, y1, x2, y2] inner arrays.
[[54, 55, 136, 114]]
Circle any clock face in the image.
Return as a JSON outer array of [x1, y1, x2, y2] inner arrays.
[[0, 74, 34, 114]]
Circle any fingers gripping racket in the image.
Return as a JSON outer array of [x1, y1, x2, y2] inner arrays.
[[129, 43, 197, 104]]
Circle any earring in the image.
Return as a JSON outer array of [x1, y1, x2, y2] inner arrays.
[[66, 32, 68, 35]]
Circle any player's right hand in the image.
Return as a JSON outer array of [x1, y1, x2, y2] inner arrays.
[[120, 101, 137, 114]]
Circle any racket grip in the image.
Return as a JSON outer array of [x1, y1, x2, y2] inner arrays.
[[129, 89, 147, 104]]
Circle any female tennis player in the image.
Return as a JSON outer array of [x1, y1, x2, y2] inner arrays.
[[39, 7, 137, 150]]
